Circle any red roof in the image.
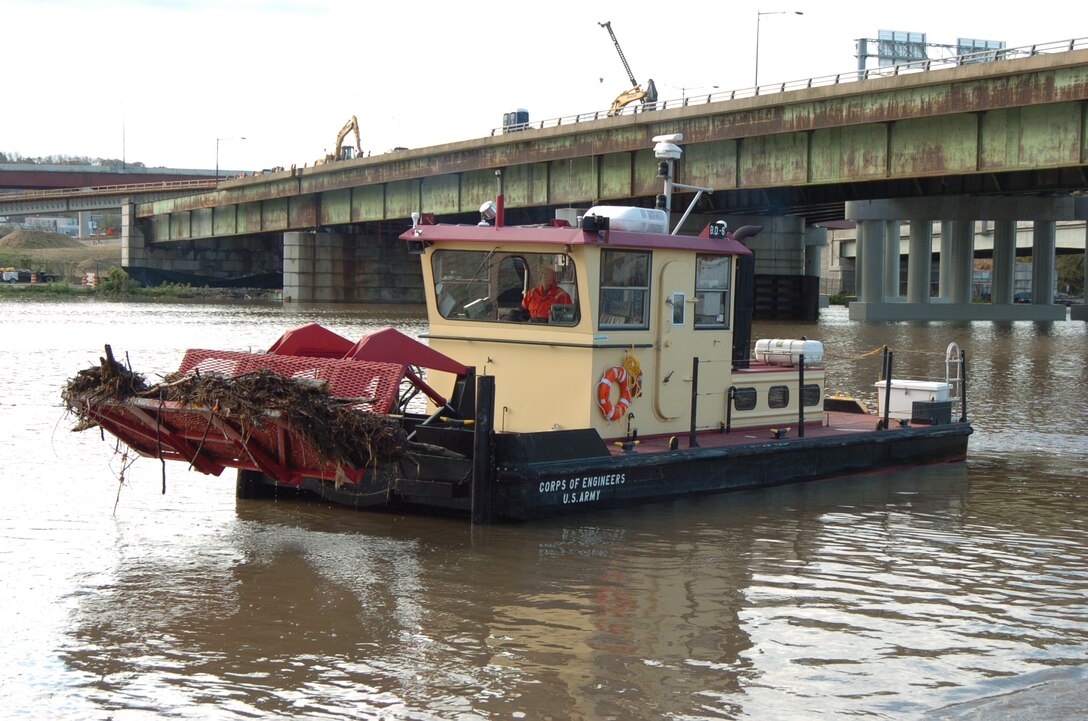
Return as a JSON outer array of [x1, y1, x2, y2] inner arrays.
[[400, 222, 752, 256]]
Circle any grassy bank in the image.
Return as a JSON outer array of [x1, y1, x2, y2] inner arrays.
[[0, 238, 122, 282], [1, 232, 278, 301], [0, 268, 279, 301]]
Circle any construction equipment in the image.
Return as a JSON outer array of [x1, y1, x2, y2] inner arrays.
[[599, 21, 658, 116], [316, 115, 362, 165]]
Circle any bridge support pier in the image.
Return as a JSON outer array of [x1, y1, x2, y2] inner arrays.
[[120, 202, 146, 270], [845, 197, 1081, 321], [858, 220, 885, 304], [906, 221, 932, 305], [992, 221, 1016, 305], [283, 230, 423, 304], [1031, 221, 1057, 305], [884, 221, 901, 299], [285, 231, 347, 303]]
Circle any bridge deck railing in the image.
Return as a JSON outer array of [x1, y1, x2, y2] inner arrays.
[[0, 178, 218, 203], [491, 37, 1088, 135]]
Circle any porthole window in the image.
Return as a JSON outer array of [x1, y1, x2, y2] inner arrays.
[[732, 387, 757, 411], [768, 385, 790, 409], [802, 383, 821, 407]]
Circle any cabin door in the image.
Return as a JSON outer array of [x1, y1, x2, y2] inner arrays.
[[652, 259, 691, 420]]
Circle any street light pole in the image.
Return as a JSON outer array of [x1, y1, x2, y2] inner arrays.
[[215, 136, 246, 183], [755, 10, 803, 89]]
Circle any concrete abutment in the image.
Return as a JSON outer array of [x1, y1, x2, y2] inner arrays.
[[282, 230, 423, 304]]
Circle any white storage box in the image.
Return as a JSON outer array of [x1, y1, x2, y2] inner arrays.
[[873, 380, 951, 419], [753, 338, 824, 366]]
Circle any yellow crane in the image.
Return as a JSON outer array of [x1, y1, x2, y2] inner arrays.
[[316, 115, 362, 165], [599, 21, 657, 116]]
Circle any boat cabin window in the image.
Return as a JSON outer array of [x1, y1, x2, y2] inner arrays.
[[599, 250, 650, 329], [431, 249, 579, 325], [732, 387, 757, 411], [802, 383, 822, 407], [694, 254, 731, 329], [768, 385, 790, 409]]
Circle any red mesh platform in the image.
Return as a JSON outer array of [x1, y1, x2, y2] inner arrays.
[[85, 397, 366, 486], [176, 349, 407, 415]]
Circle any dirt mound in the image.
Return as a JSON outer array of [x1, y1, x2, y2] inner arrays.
[[0, 228, 84, 249]]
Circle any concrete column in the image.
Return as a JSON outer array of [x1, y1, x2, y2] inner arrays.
[[949, 220, 974, 304], [962, 221, 976, 302], [859, 220, 885, 303], [120, 201, 146, 270], [938, 220, 954, 301], [992, 220, 1016, 304], [1084, 223, 1088, 295], [1031, 220, 1057, 304], [803, 226, 826, 277], [283, 231, 315, 303], [907, 220, 932, 304], [884, 220, 900, 299], [854, 222, 863, 298]]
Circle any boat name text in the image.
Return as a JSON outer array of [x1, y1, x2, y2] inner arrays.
[[539, 473, 626, 504]]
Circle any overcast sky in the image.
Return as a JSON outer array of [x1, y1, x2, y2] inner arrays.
[[2, 0, 1082, 172]]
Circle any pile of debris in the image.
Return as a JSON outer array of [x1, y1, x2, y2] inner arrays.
[[61, 346, 149, 423], [62, 345, 406, 469]]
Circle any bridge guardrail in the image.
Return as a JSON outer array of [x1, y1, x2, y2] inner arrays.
[[490, 37, 1088, 136], [0, 178, 218, 203]]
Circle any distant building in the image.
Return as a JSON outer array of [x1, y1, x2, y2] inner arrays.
[[25, 216, 79, 237]]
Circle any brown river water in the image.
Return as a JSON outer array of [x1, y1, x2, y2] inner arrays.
[[1, 299, 1085, 720]]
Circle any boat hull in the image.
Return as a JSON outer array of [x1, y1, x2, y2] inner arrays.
[[241, 421, 971, 522], [490, 423, 971, 521]]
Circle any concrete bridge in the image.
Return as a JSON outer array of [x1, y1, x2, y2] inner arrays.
[[0, 165, 222, 240], [0, 163, 220, 192], [28, 39, 1088, 318]]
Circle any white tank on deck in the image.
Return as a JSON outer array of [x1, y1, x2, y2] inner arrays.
[[584, 206, 669, 234], [753, 338, 824, 366]]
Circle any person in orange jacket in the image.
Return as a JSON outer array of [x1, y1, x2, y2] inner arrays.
[[521, 268, 571, 322]]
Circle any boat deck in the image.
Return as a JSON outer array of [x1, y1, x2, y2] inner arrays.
[[604, 409, 917, 456]]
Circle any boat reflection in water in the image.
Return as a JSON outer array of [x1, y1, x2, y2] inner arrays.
[[57, 456, 1088, 719]]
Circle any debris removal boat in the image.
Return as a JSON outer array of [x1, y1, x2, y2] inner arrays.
[[63, 134, 972, 523]]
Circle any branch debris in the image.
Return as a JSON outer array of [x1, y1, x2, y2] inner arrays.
[[62, 345, 407, 470]]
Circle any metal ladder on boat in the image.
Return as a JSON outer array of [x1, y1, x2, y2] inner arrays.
[[945, 342, 963, 403]]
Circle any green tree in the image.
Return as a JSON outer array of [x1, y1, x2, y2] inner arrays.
[[98, 267, 139, 297]]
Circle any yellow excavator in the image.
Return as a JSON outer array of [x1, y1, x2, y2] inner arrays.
[[599, 21, 657, 116], [316, 115, 362, 165]]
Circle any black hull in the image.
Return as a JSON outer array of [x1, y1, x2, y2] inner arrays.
[[244, 422, 972, 523], [492, 423, 971, 521]]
